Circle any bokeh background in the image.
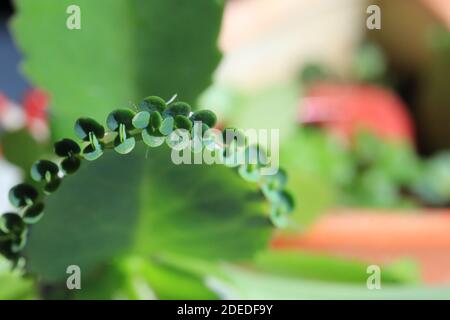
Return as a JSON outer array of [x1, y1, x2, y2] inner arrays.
[[0, 0, 449, 299]]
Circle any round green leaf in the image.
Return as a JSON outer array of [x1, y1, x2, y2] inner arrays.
[[54, 139, 81, 157], [107, 109, 135, 131], [190, 110, 217, 128], [23, 202, 45, 224], [0, 238, 19, 261], [74, 118, 105, 141], [159, 116, 174, 136], [8, 184, 38, 208], [11, 230, 28, 253], [150, 111, 163, 130], [174, 115, 193, 131], [142, 129, 165, 147], [44, 177, 62, 194], [83, 144, 104, 161], [61, 157, 81, 174], [30, 160, 59, 182], [132, 111, 150, 129], [0, 213, 25, 234], [114, 137, 136, 155], [139, 96, 167, 113], [165, 102, 191, 117]]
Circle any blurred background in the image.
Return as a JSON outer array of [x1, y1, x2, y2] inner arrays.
[[0, 0, 449, 299]]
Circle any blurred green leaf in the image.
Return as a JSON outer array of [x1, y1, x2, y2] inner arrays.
[[13, 0, 271, 289], [133, 146, 271, 260], [0, 257, 37, 299], [253, 250, 420, 284], [415, 152, 450, 206], [0, 129, 50, 174], [76, 255, 218, 300], [208, 265, 450, 300], [13, 0, 223, 138], [278, 129, 348, 225], [200, 83, 300, 143], [25, 146, 271, 281]]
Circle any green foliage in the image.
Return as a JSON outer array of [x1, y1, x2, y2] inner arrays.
[[0, 257, 37, 299], [0, 129, 50, 174], [353, 42, 387, 83], [13, 0, 223, 138], [8, 183, 39, 208], [191, 110, 217, 128], [415, 152, 450, 206], [4, 96, 288, 282], [253, 250, 419, 284], [341, 132, 422, 208], [10, 1, 275, 293], [209, 265, 450, 300]]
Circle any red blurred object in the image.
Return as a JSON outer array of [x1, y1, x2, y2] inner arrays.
[[300, 82, 415, 144], [0, 89, 49, 142], [0, 93, 9, 115], [23, 88, 49, 127], [272, 209, 450, 284]]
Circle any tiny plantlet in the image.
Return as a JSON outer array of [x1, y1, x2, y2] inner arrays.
[[0, 96, 294, 267]]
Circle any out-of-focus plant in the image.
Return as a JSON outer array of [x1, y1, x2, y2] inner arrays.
[[1, 0, 285, 298], [0, 256, 36, 299], [1, 98, 295, 265]]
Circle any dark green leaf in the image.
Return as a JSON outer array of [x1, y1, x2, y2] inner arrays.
[[30, 160, 59, 182], [174, 115, 193, 131], [54, 139, 81, 158], [43, 177, 62, 194], [190, 110, 217, 128], [106, 109, 136, 131], [8, 184, 38, 208], [150, 111, 163, 130], [165, 102, 191, 117], [140, 96, 167, 114], [74, 118, 105, 142], [61, 157, 81, 174], [23, 202, 45, 224], [0, 213, 25, 234]]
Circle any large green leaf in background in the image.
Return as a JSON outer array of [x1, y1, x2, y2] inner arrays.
[[12, 0, 272, 287], [13, 0, 223, 138]]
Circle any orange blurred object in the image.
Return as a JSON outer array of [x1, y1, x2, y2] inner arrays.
[[272, 209, 450, 284], [421, 0, 450, 27], [300, 83, 415, 144]]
